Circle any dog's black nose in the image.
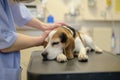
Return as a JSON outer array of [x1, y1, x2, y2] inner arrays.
[[41, 52, 48, 60]]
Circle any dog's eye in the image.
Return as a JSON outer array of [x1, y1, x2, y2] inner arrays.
[[52, 42, 59, 46]]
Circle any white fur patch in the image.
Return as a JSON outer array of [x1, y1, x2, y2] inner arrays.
[[46, 45, 63, 59], [45, 30, 57, 42], [74, 37, 81, 52]]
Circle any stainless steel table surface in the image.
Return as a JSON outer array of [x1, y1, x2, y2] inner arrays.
[[27, 51, 120, 80]]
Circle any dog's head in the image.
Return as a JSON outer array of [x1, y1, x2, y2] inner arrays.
[[41, 26, 75, 60]]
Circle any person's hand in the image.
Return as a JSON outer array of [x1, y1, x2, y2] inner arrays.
[[41, 22, 67, 31], [39, 30, 51, 45]]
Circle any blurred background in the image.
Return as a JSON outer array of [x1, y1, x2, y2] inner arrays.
[[16, 0, 120, 80]]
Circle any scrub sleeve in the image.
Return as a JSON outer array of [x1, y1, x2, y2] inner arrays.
[[0, 0, 33, 80]]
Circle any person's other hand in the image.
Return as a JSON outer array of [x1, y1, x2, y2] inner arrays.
[[39, 30, 51, 45], [41, 22, 68, 31]]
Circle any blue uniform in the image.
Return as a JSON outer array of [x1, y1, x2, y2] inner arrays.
[[0, 0, 33, 80]]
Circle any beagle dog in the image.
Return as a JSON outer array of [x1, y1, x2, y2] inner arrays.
[[41, 26, 103, 62]]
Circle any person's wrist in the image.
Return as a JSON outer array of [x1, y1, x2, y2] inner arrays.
[[36, 31, 49, 46], [40, 23, 48, 31], [34, 36, 44, 46]]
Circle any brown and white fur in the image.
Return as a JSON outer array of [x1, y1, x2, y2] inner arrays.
[[42, 26, 103, 62]]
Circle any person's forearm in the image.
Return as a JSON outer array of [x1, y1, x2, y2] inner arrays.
[[25, 18, 63, 31], [25, 18, 45, 31], [1, 33, 42, 53]]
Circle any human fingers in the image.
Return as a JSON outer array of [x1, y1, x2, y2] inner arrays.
[[47, 22, 67, 30], [55, 22, 68, 26]]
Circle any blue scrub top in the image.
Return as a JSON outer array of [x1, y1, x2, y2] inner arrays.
[[0, 0, 33, 80]]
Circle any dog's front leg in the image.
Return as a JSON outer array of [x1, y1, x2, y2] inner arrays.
[[78, 47, 88, 62], [78, 40, 88, 62], [65, 49, 74, 60]]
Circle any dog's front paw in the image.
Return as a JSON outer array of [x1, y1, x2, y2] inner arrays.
[[78, 53, 88, 62], [56, 53, 67, 63]]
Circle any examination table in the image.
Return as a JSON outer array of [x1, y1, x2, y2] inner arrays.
[[27, 51, 120, 80]]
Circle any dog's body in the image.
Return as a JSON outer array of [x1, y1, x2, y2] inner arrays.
[[42, 26, 103, 62]]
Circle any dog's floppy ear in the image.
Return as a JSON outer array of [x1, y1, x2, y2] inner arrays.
[[43, 41, 48, 48], [59, 32, 67, 43]]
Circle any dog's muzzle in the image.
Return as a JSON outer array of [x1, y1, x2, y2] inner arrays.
[[41, 51, 48, 61]]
